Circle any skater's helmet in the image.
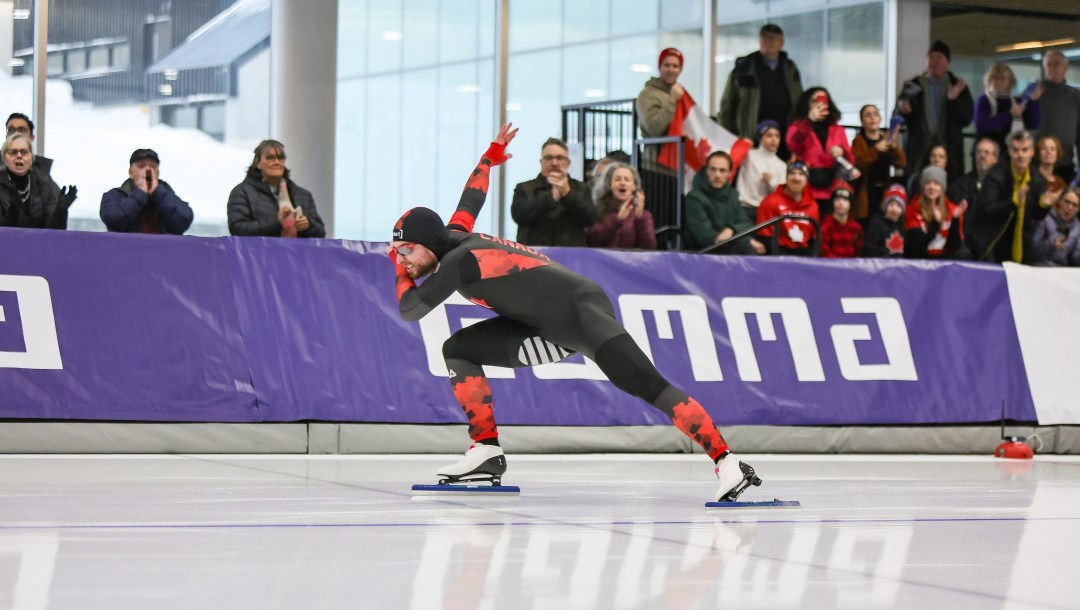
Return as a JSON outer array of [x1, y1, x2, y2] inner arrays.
[[392, 207, 452, 259]]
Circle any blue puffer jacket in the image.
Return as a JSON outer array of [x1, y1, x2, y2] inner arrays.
[[100, 179, 193, 234]]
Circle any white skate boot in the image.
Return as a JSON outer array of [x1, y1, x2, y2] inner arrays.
[[436, 444, 507, 486], [714, 451, 762, 502]]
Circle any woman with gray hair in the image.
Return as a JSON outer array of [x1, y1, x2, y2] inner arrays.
[[0, 132, 75, 229], [585, 162, 656, 249]]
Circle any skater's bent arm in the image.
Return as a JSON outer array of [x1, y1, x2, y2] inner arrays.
[[397, 250, 474, 322]]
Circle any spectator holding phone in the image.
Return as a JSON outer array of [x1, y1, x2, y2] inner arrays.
[[585, 162, 656, 249], [100, 148, 192, 234], [228, 139, 325, 238]]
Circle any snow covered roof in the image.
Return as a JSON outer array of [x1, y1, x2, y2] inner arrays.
[[146, 0, 270, 74]]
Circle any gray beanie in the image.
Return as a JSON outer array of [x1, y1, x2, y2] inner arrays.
[[920, 165, 948, 191]]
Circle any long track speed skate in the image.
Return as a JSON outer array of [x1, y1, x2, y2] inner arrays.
[[412, 444, 520, 496], [705, 452, 799, 509]]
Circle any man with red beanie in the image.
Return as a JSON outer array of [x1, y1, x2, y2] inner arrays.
[[388, 124, 762, 503]]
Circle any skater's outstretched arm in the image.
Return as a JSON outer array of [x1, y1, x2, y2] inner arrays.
[[447, 123, 518, 233]]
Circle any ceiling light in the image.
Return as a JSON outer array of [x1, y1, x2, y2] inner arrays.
[[506, 102, 522, 112], [584, 89, 605, 98], [455, 84, 480, 93], [630, 64, 651, 73], [382, 31, 403, 41], [996, 38, 1074, 53]]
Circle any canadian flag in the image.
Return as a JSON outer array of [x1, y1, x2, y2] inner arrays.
[[658, 92, 752, 174]]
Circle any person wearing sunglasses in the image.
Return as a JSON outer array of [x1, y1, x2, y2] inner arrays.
[[388, 123, 761, 503], [227, 139, 326, 238], [0, 132, 76, 229]]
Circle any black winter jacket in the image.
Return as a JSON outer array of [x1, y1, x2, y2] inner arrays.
[[510, 174, 597, 247], [0, 166, 66, 229], [227, 175, 326, 238]]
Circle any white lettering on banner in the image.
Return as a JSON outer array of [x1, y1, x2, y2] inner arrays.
[[0, 275, 63, 370], [618, 294, 724, 381], [721, 297, 826, 382], [417, 293, 917, 383], [830, 298, 918, 381]]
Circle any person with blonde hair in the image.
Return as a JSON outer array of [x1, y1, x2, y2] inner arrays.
[[975, 62, 1042, 154], [0, 132, 75, 229]]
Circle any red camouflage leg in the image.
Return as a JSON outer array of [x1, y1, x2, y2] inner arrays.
[[451, 375, 498, 442], [671, 398, 729, 461]]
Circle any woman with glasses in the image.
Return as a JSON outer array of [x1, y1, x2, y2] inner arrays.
[[0, 133, 74, 229], [227, 139, 326, 238], [1031, 186, 1080, 267]]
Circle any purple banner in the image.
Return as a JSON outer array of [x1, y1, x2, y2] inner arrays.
[[0, 228, 1036, 425]]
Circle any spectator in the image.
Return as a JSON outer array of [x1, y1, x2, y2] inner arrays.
[[735, 120, 787, 224], [635, 48, 685, 216], [896, 40, 973, 180], [756, 160, 819, 255], [1035, 134, 1068, 187], [947, 137, 999, 229], [907, 143, 949, 202], [0, 133, 75, 229], [974, 63, 1042, 156], [970, 129, 1063, 263], [904, 165, 966, 259], [718, 23, 803, 159], [227, 139, 326, 238], [588, 149, 631, 203], [5, 113, 52, 175], [819, 183, 863, 258], [685, 151, 763, 254], [1037, 51, 1080, 179], [1030, 186, 1080, 266], [864, 184, 907, 258], [785, 87, 855, 214], [585, 162, 656, 250], [852, 104, 906, 222], [100, 149, 193, 235], [511, 137, 596, 246]]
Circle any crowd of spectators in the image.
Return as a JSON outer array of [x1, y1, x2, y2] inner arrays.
[[505, 27, 1078, 267], [2, 26, 1078, 269]]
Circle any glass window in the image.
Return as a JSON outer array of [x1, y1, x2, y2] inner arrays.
[[66, 50, 87, 73], [505, 49, 562, 236], [403, 0, 438, 68], [610, 35, 657, 100], [509, 1, 562, 53], [562, 42, 609, 106], [47, 52, 63, 76], [825, 3, 885, 109], [368, 0, 403, 74], [402, 68, 439, 215], [89, 46, 109, 69], [363, 73, 403, 240], [714, 20, 762, 105], [111, 43, 130, 69], [772, 11, 824, 92], [439, 0, 482, 63], [338, 0, 368, 79], [564, 0, 609, 45], [660, 0, 702, 30], [333, 79, 367, 238], [611, 0, 658, 37]]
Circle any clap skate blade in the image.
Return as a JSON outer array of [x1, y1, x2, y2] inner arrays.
[[705, 499, 800, 508], [413, 449, 519, 495]]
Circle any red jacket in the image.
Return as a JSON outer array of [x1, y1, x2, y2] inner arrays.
[[820, 215, 864, 258], [785, 118, 855, 201], [756, 185, 820, 250], [903, 195, 963, 258]]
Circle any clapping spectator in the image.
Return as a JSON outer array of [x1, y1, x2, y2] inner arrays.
[[585, 163, 656, 250], [756, 160, 819, 255], [864, 184, 907, 258], [896, 40, 973, 180], [947, 138, 999, 229], [1036, 51, 1079, 180], [904, 166, 966, 259], [786, 87, 855, 215], [511, 137, 596, 246], [719, 24, 803, 159], [100, 149, 193, 234], [735, 120, 787, 224], [907, 143, 949, 203], [819, 183, 863, 258], [852, 104, 906, 222], [0, 133, 74, 229], [227, 139, 326, 238], [685, 151, 763, 254], [1030, 187, 1080, 266], [975, 63, 1042, 156]]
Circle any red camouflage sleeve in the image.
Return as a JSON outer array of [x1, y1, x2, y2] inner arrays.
[[447, 141, 510, 233]]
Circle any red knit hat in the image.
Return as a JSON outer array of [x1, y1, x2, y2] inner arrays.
[[881, 183, 907, 212], [657, 48, 683, 69]]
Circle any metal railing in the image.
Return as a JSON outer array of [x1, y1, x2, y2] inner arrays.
[[561, 98, 638, 166], [699, 213, 822, 257]]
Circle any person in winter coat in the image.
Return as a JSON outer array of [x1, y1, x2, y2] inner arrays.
[[735, 120, 788, 224], [864, 184, 907, 258], [903, 165, 966, 259], [819, 183, 863, 258], [785, 87, 855, 214], [227, 139, 325, 238], [685, 151, 763, 254], [585, 163, 655, 250], [756, 160, 819, 255], [0, 132, 75, 229], [511, 137, 597, 247], [851, 104, 906, 222], [1030, 187, 1080, 266], [100, 148, 193, 234]]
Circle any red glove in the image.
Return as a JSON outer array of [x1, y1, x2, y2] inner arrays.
[[483, 141, 510, 166]]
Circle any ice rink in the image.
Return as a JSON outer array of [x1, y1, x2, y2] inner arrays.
[[1, 453, 1078, 609]]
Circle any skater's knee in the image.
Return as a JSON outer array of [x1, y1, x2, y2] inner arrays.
[[595, 334, 669, 403]]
